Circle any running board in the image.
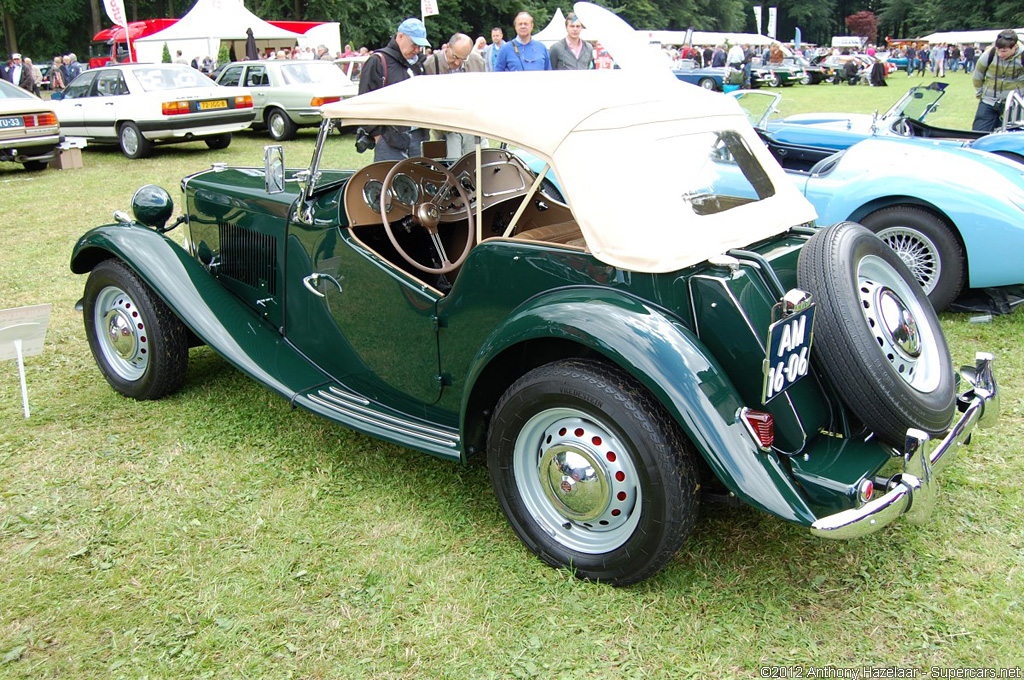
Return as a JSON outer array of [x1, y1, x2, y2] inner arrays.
[[294, 384, 461, 460]]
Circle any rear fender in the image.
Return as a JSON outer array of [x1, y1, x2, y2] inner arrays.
[[465, 288, 817, 525], [71, 223, 326, 397]]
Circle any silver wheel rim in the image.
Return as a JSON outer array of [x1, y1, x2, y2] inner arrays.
[[513, 407, 641, 554], [875, 226, 941, 294], [121, 126, 139, 155], [269, 113, 285, 138], [700, 79, 714, 90], [94, 285, 149, 381], [857, 254, 942, 392]]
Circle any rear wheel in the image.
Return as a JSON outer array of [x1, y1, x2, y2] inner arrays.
[[267, 108, 297, 141], [119, 122, 153, 159], [22, 159, 49, 171], [860, 206, 964, 312], [487, 358, 699, 586], [767, 73, 781, 87], [797, 222, 956, 446], [204, 133, 232, 150], [83, 259, 189, 400]]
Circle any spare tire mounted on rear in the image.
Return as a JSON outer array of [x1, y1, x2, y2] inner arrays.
[[797, 222, 956, 447]]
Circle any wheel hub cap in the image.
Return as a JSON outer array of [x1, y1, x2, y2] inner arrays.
[[94, 285, 149, 381], [105, 309, 137, 359], [540, 446, 609, 521], [512, 409, 642, 554], [877, 288, 921, 358]]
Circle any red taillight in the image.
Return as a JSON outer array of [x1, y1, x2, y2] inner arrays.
[[23, 112, 58, 127], [742, 409, 774, 450], [234, 95, 253, 109], [310, 96, 341, 107], [162, 100, 190, 115]]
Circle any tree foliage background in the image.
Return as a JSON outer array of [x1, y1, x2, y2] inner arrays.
[[2, 0, 1023, 62]]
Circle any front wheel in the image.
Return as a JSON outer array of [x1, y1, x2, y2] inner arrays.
[[83, 259, 189, 400], [119, 122, 153, 159], [204, 133, 232, 150], [860, 206, 965, 312], [698, 77, 716, 90], [487, 359, 699, 586]]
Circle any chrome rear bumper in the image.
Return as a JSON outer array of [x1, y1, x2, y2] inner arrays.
[[810, 352, 999, 540]]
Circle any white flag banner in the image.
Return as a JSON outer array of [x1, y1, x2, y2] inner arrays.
[[421, 0, 439, 18], [767, 6, 777, 39], [104, 0, 129, 28], [753, 5, 762, 35]]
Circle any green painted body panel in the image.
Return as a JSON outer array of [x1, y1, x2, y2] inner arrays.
[[284, 187, 446, 410]]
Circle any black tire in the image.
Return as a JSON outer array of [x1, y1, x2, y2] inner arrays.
[[698, 77, 716, 91], [859, 206, 965, 312], [487, 358, 699, 586], [800, 73, 811, 85], [119, 122, 153, 159], [22, 159, 49, 171], [204, 133, 232, 150], [797, 222, 956, 447], [768, 73, 781, 87], [83, 259, 189, 400], [266, 108, 297, 141]]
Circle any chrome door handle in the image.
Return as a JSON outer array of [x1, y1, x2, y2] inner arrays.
[[303, 273, 342, 298]]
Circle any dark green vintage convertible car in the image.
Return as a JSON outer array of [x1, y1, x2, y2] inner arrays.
[[71, 71, 1000, 585]]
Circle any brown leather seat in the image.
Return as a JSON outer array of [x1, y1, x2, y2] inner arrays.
[[511, 221, 586, 248]]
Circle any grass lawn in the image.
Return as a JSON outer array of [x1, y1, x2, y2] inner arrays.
[[2, 70, 1022, 678]]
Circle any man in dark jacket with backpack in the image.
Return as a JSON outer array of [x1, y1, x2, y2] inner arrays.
[[357, 18, 430, 161]]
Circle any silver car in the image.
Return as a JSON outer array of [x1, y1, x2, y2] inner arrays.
[[214, 60, 358, 141]]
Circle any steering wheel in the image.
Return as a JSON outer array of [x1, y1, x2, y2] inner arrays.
[[380, 157, 475, 275]]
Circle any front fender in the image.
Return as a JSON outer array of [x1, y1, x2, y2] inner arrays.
[[464, 287, 817, 526], [71, 223, 327, 398]]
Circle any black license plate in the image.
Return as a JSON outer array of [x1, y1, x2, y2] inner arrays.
[[762, 304, 815, 403]]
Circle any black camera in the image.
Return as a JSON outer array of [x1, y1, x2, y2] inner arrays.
[[355, 127, 375, 154]]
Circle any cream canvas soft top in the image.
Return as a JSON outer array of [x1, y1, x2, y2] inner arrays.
[[321, 70, 817, 273]]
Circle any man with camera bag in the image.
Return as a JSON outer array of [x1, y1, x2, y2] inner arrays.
[[357, 18, 430, 160]]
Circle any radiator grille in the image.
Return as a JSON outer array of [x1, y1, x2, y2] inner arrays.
[[218, 222, 277, 295]]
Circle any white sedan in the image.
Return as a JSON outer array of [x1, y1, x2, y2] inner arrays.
[[51, 63, 255, 159]]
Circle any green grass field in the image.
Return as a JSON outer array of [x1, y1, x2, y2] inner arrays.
[[2, 70, 1022, 678]]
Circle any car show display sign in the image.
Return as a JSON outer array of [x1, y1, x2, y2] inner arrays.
[[0, 304, 52, 418]]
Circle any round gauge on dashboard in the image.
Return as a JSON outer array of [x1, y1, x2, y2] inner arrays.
[[391, 174, 420, 205], [362, 179, 385, 212], [423, 181, 440, 197]]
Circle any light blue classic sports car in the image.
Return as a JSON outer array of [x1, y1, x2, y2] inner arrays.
[[763, 82, 1024, 164], [736, 89, 1024, 311]]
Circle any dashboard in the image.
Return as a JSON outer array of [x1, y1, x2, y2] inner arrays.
[[342, 148, 537, 228]]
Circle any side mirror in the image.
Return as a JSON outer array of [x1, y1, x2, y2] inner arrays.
[[264, 145, 285, 194], [131, 185, 174, 231], [50, 91, 63, 100]]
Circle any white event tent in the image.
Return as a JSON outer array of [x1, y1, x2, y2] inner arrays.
[[915, 28, 1024, 45], [133, 0, 301, 63], [534, 8, 776, 49]]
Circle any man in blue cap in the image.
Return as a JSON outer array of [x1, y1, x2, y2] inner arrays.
[[358, 18, 430, 160]]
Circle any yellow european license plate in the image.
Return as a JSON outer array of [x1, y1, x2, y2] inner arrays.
[[199, 100, 227, 110]]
